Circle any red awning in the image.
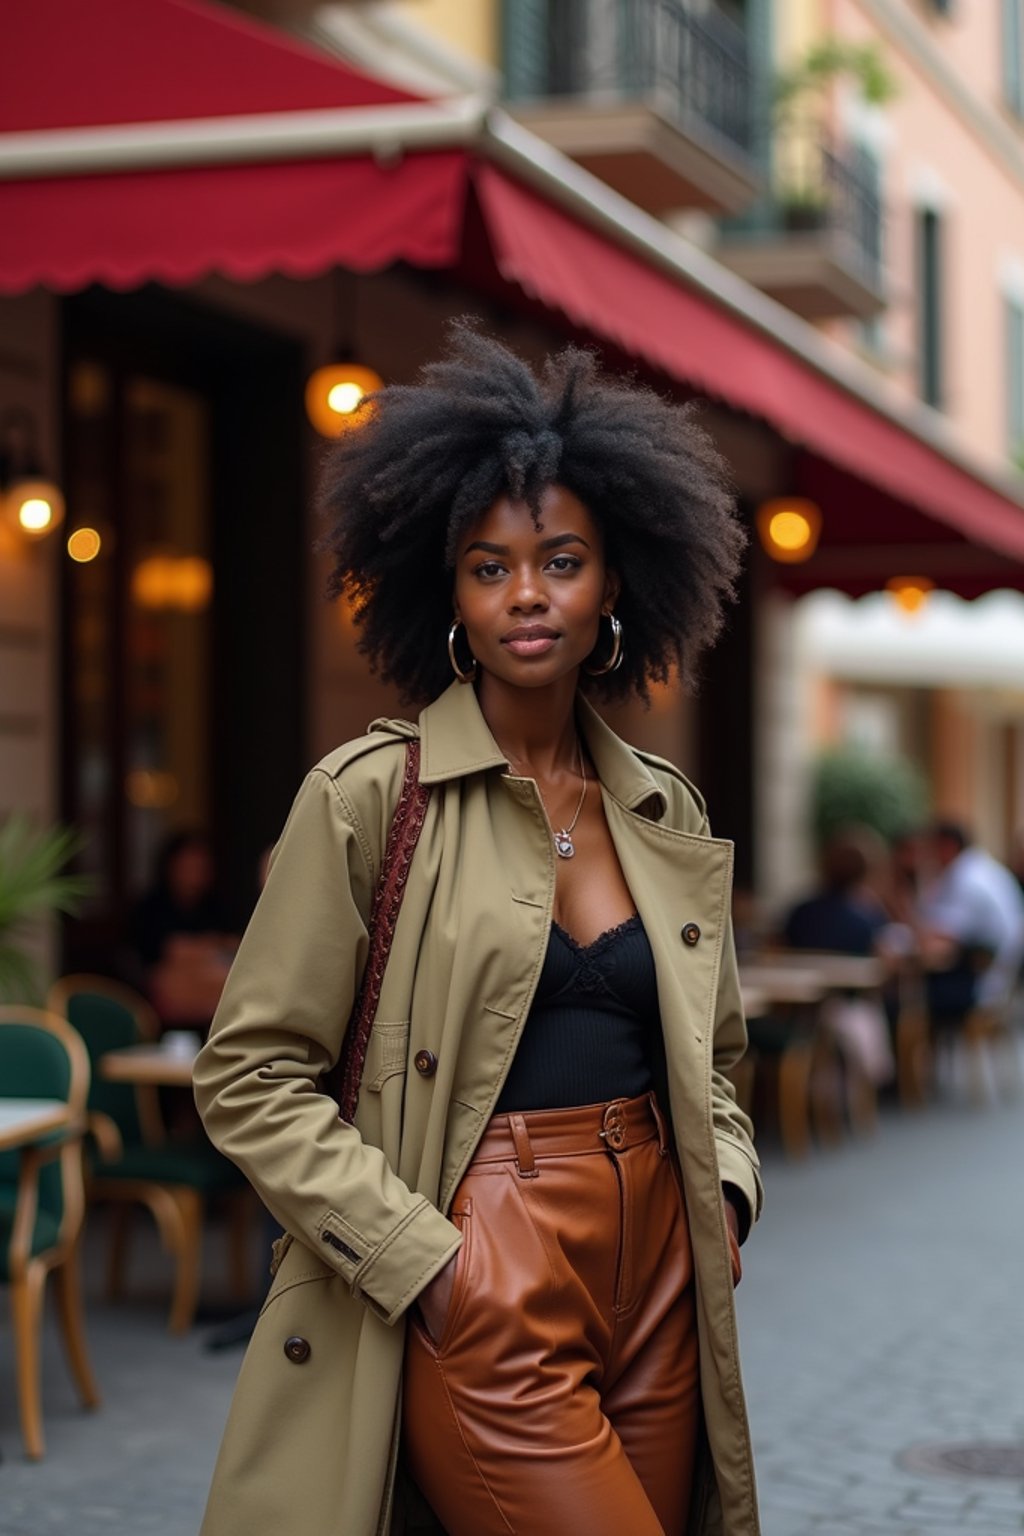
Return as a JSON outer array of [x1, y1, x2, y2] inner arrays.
[[472, 164, 1024, 571], [0, 0, 468, 290], [5, 1, 1024, 582]]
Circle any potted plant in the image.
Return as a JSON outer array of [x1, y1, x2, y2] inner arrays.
[[773, 38, 898, 126], [811, 747, 928, 849], [778, 185, 831, 232], [0, 816, 91, 1003], [771, 38, 897, 232]]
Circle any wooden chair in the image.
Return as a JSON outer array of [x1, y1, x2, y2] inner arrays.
[[0, 1005, 100, 1458], [746, 1003, 842, 1159], [47, 975, 252, 1334], [960, 1001, 1022, 1105]]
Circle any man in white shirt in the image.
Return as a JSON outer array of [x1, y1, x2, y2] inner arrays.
[[918, 822, 1024, 1021]]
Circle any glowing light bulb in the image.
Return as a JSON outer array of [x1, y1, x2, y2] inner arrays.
[[756, 498, 822, 564], [327, 381, 365, 415], [18, 497, 53, 533], [768, 510, 812, 553]]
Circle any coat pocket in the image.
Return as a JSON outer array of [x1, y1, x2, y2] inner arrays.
[[357, 1020, 411, 1166], [363, 1020, 410, 1092], [416, 1199, 472, 1355]]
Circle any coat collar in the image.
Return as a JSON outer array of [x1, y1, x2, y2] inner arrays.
[[417, 681, 668, 820]]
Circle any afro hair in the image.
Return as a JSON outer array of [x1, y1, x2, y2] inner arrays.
[[317, 321, 745, 704]]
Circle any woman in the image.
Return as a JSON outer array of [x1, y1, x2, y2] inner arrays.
[[193, 326, 762, 1536]]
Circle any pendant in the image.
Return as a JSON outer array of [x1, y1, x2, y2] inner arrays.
[[554, 831, 576, 859]]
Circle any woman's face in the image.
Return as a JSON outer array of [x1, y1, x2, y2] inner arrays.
[[453, 484, 619, 691]]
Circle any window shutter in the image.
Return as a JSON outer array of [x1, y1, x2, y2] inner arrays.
[[502, 0, 551, 100]]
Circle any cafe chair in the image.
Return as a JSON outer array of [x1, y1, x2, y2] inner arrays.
[[960, 999, 1023, 1106], [0, 1005, 100, 1459], [47, 975, 252, 1334]]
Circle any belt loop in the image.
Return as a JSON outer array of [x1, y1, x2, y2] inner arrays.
[[649, 1091, 670, 1157], [509, 1113, 538, 1179]]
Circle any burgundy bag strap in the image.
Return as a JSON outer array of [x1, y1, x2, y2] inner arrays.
[[333, 738, 431, 1122]]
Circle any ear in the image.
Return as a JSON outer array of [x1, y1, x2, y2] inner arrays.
[[603, 568, 622, 612]]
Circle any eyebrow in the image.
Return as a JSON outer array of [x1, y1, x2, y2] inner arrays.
[[463, 533, 592, 557]]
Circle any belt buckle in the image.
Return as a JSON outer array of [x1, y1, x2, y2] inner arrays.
[[601, 1104, 628, 1151]]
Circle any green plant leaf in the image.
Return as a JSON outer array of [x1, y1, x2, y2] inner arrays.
[[0, 941, 42, 1005], [0, 817, 93, 999], [773, 36, 898, 118], [0, 816, 91, 930], [811, 748, 929, 848]]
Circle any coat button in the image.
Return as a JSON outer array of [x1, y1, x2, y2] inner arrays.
[[681, 922, 701, 946], [284, 1336, 311, 1364], [413, 1049, 438, 1077]]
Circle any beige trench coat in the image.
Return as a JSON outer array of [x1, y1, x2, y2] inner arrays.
[[193, 680, 763, 1536]]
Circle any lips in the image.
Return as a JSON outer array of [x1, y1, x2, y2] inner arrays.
[[502, 625, 559, 642], [501, 624, 560, 657]]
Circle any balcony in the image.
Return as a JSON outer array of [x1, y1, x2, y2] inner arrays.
[[717, 132, 886, 321], [503, 0, 762, 217]]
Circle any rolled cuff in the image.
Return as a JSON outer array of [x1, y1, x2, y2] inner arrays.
[[354, 1197, 464, 1327], [716, 1137, 762, 1239]]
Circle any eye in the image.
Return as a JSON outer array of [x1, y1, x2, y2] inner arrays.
[[546, 554, 581, 573], [473, 560, 506, 580]]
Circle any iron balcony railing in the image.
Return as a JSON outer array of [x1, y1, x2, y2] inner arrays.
[[505, 0, 755, 161], [770, 129, 884, 283]]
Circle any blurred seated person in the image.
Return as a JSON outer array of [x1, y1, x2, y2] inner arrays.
[[130, 830, 239, 1027], [783, 830, 889, 957], [917, 821, 1024, 1029], [782, 829, 894, 1084]]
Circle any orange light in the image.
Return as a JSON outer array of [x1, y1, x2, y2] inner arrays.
[[132, 555, 178, 610], [126, 769, 180, 809], [305, 364, 383, 438], [756, 498, 822, 564], [174, 556, 213, 613], [132, 554, 212, 611], [67, 527, 102, 563], [886, 575, 934, 615]]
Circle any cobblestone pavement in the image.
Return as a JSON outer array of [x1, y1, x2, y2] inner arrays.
[[737, 1058, 1024, 1536], [1, 1059, 1022, 1535]]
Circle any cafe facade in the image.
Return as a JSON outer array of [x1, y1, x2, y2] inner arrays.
[[4, 0, 1024, 971]]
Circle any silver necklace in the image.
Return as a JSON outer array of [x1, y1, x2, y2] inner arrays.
[[545, 738, 587, 860]]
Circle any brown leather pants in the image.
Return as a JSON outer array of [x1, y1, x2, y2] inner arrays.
[[402, 1093, 700, 1536]]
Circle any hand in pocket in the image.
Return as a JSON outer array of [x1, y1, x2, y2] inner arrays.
[[416, 1254, 459, 1344]]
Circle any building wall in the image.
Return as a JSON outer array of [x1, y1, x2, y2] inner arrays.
[[392, 0, 499, 70], [818, 0, 1024, 469]]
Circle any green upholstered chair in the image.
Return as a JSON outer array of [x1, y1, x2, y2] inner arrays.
[[0, 1005, 100, 1458], [47, 976, 252, 1334]]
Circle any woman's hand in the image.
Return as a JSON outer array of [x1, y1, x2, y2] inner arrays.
[[724, 1198, 742, 1287], [416, 1254, 459, 1344]]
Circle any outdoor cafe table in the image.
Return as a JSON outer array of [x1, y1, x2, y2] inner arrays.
[[0, 1098, 70, 1151], [737, 965, 837, 1157], [99, 1043, 198, 1089]]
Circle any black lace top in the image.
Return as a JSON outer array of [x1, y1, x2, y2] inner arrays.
[[494, 914, 661, 1113]]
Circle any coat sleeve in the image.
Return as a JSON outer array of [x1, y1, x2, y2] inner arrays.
[[710, 900, 763, 1239], [192, 767, 461, 1326]]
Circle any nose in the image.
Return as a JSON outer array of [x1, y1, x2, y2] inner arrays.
[[507, 563, 549, 613]]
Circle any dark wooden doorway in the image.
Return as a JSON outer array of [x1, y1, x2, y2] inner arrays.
[[61, 284, 306, 973]]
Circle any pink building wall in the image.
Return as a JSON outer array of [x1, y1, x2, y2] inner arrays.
[[821, 0, 1024, 469]]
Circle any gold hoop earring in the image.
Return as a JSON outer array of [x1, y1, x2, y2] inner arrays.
[[447, 619, 478, 684], [584, 612, 624, 676]]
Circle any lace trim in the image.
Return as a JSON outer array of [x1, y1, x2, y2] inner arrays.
[[550, 912, 642, 958]]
